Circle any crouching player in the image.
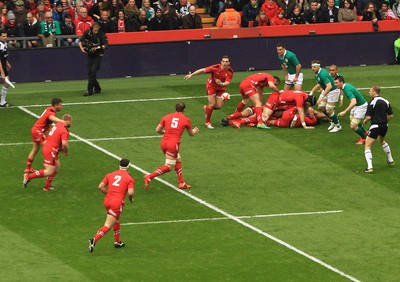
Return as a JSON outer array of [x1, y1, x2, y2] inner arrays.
[[88, 158, 134, 253], [222, 73, 280, 129], [267, 104, 317, 128], [262, 90, 316, 129]]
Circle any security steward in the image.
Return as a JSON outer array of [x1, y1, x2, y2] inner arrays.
[[79, 22, 108, 96]]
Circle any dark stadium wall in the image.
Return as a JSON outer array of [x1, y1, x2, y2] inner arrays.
[[10, 31, 399, 82]]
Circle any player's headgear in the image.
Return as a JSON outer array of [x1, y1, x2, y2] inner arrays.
[[306, 95, 317, 106], [120, 158, 130, 169]]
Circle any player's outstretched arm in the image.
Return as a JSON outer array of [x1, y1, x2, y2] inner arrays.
[[188, 126, 199, 136], [49, 116, 65, 124], [184, 68, 206, 80], [268, 81, 280, 93], [298, 107, 314, 129], [338, 98, 356, 117]]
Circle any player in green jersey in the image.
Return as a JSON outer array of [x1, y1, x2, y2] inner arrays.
[[335, 76, 368, 144], [276, 43, 303, 91], [310, 60, 342, 133]]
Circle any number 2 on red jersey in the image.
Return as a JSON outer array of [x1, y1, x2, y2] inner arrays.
[[112, 175, 122, 186]]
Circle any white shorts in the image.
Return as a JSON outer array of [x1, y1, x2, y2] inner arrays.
[[285, 73, 303, 85], [350, 102, 368, 119], [327, 89, 340, 103]]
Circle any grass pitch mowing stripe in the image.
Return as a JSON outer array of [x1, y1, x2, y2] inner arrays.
[[16, 106, 361, 282], [0, 225, 90, 281]]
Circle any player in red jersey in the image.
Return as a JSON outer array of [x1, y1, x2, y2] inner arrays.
[[23, 114, 72, 191], [184, 55, 233, 129], [266, 105, 317, 127], [24, 97, 64, 174], [262, 90, 316, 129], [225, 73, 280, 129], [88, 158, 134, 253], [144, 102, 199, 190]]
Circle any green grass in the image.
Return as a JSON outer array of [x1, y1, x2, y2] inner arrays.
[[1, 65, 400, 281]]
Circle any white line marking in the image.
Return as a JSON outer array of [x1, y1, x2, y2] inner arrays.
[[121, 210, 344, 226], [0, 135, 162, 146], [17, 85, 400, 108], [19, 95, 208, 108], [18, 105, 360, 282]]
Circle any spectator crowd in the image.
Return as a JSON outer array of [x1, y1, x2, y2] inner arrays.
[[216, 0, 399, 28], [0, 0, 399, 48]]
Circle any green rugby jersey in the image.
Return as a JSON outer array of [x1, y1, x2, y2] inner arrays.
[[278, 50, 300, 75], [315, 68, 336, 91], [342, 83, 367, 106]]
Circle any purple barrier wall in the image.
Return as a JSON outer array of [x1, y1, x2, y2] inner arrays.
[[9, 31, 398, 83]]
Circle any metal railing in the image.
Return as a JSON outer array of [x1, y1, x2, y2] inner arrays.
[[7, 35, 80, 49]]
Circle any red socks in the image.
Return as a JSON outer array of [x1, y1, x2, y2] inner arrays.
[[44, 171, 57, 189], [113, 222, 121, 243], [175, 161, 184, 184], [235, 102, 245, 112], [25, 158, 33, 170], [27, 169, 45, 180], [227, 112, 243, 120], [255, 106, 263, 124], [94, 226, 110, 243], [205, 105, 213, 123], [149, 165, 171, 180]]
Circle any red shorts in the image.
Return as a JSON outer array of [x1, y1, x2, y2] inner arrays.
[[265, 92, 280, 110], [104, 197, 124, 219], [42, 146, 59, 166], [206, 84, 225, 96], [31, 127, 46, 143], [239, 83, 258, 99], [161, 140, 180, 159]]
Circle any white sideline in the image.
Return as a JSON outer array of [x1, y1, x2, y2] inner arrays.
[[0, 136, 162, 146], [121, 210, 344, 226], [17, 85, 400, 108], [17, 105, 360, 282]]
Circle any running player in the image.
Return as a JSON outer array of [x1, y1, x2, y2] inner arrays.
[[335, 76, 368, 144], [23, 114, 72, 191], [144, 102, 199, 190], [184, 55, 233, 129], [88, 158, 134, 253], [24, 98, 64, 174]]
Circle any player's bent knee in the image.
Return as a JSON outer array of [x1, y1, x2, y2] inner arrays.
[[326, 104, 335, 115]]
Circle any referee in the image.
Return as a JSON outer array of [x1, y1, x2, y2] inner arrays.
[[363, 85, 394, 174], [79, 22, 108, 96]]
